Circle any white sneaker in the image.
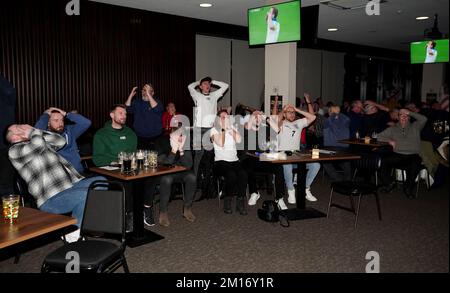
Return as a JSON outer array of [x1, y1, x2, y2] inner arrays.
[[287, 189, 296, 204], [248, 192, 260, 206], [305, 188, 318, 202], [293, 174, 297, 186], [63, 229, 80, 243], [276, 198, 288, 210]]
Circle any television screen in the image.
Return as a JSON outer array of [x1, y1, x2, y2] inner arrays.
[[248, 0, 301, 46], [411, 39, 449, 64]]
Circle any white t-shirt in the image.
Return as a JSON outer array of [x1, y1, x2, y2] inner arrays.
[[278, 118, 308, 151], [188, 80, 229, 128], [266, 20, 280, 44], [425, 47, 438, 63], [210, 127, 238, 162]]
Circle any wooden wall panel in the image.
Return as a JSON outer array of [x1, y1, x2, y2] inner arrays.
[[0, 0, 247, 129]]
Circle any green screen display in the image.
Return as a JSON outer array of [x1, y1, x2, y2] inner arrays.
[[248, 0, 301, 46], [411, 39, 449, 64]]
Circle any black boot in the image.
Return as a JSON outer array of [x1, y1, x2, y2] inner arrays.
[[224, 197, 232, 214], [236, 197, 248, 216]]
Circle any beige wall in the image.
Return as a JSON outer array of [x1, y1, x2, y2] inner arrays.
[[421, 63, 445, 101]]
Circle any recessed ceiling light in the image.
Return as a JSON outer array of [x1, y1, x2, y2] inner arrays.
[[200, 3, 213, 8], [416, 16, 429, 20], [328, 28, 338, 32]]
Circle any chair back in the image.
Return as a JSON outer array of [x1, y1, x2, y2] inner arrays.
[[355, 153, 381, 171], [81, 180, 126, 240], [14, 173, 37, 209]]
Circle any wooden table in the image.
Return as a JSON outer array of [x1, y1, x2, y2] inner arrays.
[[0, 207, 76, 249], [90, 165, 187, 248], [339, 139, 389, 148], [248, 150, 361, 221]]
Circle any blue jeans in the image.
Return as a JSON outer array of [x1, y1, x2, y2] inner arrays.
[[40, 176, 106, 227], [283, 163, 321, 190]]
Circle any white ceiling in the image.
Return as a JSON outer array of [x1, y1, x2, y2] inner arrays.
[[318, 0, 449, 51], [90, 0, 449, 51]]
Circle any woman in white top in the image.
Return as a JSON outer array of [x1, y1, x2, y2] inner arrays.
[[210, 110, 248, 215]]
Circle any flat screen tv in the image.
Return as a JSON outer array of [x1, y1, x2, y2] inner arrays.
[[410, 39, 449, 64], [248, 0, 301, 46]]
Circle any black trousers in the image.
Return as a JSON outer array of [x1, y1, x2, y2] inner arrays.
[[380, 153, 422, 192], [214, 161, 248, 199], [241, 157, 285, 200]]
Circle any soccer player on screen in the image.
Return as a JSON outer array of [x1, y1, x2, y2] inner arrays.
[[425, 41, 438, 63], [265, 7, 280, 44]]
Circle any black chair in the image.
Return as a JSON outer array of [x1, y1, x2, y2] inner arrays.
[[327, 181, 381, 228], [394, 163, 431, 198], [352, 154, 382, 186], [41, 180, 130, 273]]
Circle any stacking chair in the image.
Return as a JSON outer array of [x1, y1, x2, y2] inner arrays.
[[327, 181, 381, 228], [395, 163, 431, 198], [41, 180, 129, 273], [352, 154, 382, 186]]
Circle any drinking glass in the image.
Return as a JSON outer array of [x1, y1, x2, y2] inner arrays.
[[148, 151, 158, 169], [121, 153, 132, 174], [2, 195, 20, 224]]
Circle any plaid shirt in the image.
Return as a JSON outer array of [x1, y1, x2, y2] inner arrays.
[[8, 129, 84, 207]]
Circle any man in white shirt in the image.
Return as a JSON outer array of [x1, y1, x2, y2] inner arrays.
[[275, 103, 320, 207], [188, 76, 229, 176], [266, 7, 280, 44], [425, 41, 438, 64]]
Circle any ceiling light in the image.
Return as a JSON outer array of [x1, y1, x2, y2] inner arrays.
[[416, 16, 429, 20], [199, 3, 213, 8], [328, 28, 338, 32]]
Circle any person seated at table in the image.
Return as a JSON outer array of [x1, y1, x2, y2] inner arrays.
[[211, 109, 248, 215], [145, 127, 196, 227], [378, 109, 427, 198], [272, 101, 319, 205], [162, 102, 178, 136], [362, 100, 390, 136], [92, 104, 137, 167], [322, 105, 352, 182], [238, 110, 286, 207], [387, 108, 399, 127], [34, 107, 91, 174], [345, 100, 364, 139], [93, 104, 151, 227], [6, 124, 105, 243]]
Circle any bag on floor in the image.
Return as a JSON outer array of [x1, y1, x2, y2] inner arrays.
[[257, 200, 289, 227]]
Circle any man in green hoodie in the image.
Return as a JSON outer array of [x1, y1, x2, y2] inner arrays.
[[93, 104, 139, 230], [93, 104, 137, 167]]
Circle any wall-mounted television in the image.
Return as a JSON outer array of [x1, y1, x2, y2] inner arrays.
[[410, 39, 449, 64], [248, 0, 301, 46]]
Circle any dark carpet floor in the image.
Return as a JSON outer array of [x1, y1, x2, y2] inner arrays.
[[0, 177, 448, 273]]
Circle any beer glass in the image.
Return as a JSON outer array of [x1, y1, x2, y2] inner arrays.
[[2, 194, 20, 223]]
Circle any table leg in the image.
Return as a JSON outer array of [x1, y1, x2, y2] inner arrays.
[[279, 163, 326, 221], [126, 179, 164, 248]]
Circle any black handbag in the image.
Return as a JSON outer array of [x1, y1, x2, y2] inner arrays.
[[257, 200, 289, 227]]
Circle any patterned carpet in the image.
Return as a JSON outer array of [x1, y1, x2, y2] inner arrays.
[[1, 177, 448, 273]]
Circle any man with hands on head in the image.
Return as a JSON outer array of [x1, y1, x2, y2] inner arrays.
[[6, 124, 105, 243], [272, 98, 320, 207], [125, 84, 164, 150], [35, 107, 91, 174], [378, 108, 427, 198], [188, 77, 229, 176]]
